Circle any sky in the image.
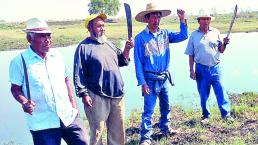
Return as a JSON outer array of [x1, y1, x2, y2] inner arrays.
[[0, 0, 257, 22]]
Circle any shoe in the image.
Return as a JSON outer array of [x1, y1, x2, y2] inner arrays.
[[223, 116, 234, 122], [140, 140, 151, 145], [200, 116, 209, 124], [162, 128, 179, 135]]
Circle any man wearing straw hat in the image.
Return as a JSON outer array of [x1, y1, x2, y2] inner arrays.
[[9, 18, 88, 145], [73, 13, 134, 145], [134, 3, 188, 144], [184, 12, 233, 123]]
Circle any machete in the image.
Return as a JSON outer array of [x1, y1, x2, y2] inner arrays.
[[227, 4, 238, 37], [124, 3, 132, 39]]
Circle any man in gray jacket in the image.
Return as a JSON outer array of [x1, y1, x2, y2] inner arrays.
[[73, 13, 134, 145]]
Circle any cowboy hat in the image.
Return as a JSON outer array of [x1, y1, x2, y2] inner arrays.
[[135, 3, 171, 23], [85, 13, 107, 28], [197, 11, 215, 21], [23, 18, 52, 33]]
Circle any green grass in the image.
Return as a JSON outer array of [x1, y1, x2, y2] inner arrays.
[[3, 92, 257, 145], [1, 12, 258, 51], [125, 92, 258, 145]]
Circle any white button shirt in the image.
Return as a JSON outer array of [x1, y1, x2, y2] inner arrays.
[[9, 47, 78, 131]]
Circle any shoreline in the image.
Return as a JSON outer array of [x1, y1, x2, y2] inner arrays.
[[1, 12, 258, 51], [1, 31, 257, 52]]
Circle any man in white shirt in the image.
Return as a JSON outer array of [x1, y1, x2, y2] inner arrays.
[[185, 12, 233, 123], [9, 18, 88, 145]]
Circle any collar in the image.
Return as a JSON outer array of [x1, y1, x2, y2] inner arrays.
[[144, 26, 162, 35], [26, 46, 54, 60], [197, 27, 213, 33], [86, 37, 106, 44]]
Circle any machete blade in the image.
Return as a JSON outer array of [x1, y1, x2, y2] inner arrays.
[[124, 3, 132, 39]]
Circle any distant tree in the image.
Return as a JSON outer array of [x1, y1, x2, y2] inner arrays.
[[88, 0, 120, 16]]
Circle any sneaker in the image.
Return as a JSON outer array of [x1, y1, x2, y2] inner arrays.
[[200, 116, 209, 124], [140, 140, 151, 145]]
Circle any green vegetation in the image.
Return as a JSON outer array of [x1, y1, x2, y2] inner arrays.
[[125, 92, 258, 145], [0, 11, 258, 51], [2, 92, 257, 144]]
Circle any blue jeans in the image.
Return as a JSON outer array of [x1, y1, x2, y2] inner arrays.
[[140, 79, 170, 141], [195, 63, 231, 118], [30, 116, 88, 145]]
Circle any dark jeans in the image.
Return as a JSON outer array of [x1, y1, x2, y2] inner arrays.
[[30, 116, 88, 145]]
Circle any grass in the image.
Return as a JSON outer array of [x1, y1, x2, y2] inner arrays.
[[1, 12, 258, 51], [2, 92, 257, 145], [125, 92, 258, 145]]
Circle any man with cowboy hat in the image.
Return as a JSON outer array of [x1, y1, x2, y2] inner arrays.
[[184, 11, 233, 123], [9, 18, 88, 145], [134, 3, 188, 144], [73, 13, 134, 145]]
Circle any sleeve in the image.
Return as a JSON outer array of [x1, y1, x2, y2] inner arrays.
[[9, 55, 24, 86], [168, 21, 188, 43], [184, 34, 194, 56], [117, 48, 130, 67], [73, 45, 89, 97], [134, 35, 146, 86]]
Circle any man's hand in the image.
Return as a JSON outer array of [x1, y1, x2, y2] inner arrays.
[[22, 100, 35, 115], [177, 9, 185, 21], [190, 70, 196, 80], [142, 84, 150, 96], [125, 38, 134, 50], [123, 38, 134, 59], [223, 37, 230, 45], [82, 96, 92, 107]]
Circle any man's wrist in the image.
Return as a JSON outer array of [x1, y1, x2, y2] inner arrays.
[[180, 18, 187, 24]]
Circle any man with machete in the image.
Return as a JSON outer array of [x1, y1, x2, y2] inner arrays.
[[184, 11, 233, 123], [9, 18, 88, 145], [73, 13, 134, 145], [134, 3, 188, 145]]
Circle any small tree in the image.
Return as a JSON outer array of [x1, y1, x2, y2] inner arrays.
[[88, 0, 120, 16]]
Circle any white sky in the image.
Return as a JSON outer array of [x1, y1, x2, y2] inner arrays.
[[0, 0, 257, 22]]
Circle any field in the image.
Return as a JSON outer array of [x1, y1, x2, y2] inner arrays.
[[0, 12, 258, 51]]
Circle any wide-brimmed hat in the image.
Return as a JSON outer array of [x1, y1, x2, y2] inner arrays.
[[197, 11, 215, 21], [23, 18, 52, 33], [135, 3, 171, 23], [85, 13, 107, 28]]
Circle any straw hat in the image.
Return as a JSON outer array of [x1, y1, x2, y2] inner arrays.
[[135, 3, 171, 23], [23, 18, 52, 33], [197, 11, 215, 21], [85, 13, 107, 28]]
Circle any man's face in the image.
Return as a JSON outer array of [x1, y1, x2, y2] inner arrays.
[[29, 33, 52, 54], [92, 17, 105, 38], [146, 12, 161, 31], [198, 17, 211, 29]]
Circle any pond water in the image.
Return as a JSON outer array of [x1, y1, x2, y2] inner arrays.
[[0, 32, 257, 144]]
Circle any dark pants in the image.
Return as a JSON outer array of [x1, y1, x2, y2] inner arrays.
[[30, 116, 88, 145]]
